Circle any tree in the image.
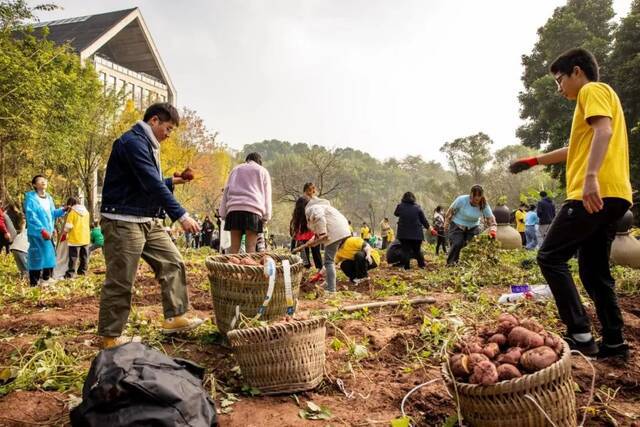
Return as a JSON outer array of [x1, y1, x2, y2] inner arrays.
[[439, 132, 493, 190], [608, 0, 640, 210], [517, 0, 616, 182]]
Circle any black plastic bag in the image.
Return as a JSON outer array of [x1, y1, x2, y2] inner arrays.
[[71, 342, 218, 427]]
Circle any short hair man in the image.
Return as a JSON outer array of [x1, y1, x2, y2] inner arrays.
[[99, 103, 203, 348], [510, 48, 632, 359], [303, 182, 316, 198]]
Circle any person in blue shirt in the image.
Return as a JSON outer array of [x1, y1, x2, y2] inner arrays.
[[24, 175, 67, 286], [443, 185, 497, 265], [524, 204, 540, 250]]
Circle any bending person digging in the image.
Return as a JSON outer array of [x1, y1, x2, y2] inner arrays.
[[99, 103, 203, 349], [510, 48, 632, 359]]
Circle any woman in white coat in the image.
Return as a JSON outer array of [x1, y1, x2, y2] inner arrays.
[[304, 197, 351, 294]]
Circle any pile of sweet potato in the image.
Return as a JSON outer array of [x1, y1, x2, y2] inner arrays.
[[448, 313, 564, 386], [227, 256, 262, 266]]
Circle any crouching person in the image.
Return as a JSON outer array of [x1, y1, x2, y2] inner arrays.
[[335, 236, 380, 283], [98, 103, 203, 349]]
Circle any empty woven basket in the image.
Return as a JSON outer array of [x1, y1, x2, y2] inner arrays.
[[441, 338, 576, 427], [227, 317, 326, 395], [205, 253, 303, 334]]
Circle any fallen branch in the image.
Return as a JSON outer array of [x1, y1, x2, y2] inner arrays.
[[319, 296, 436, 314]]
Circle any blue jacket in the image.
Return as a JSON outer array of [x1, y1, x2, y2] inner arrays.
[[394, 201, 429, 241], [24, 191, 64, 270], [536, 197, 556, 225], [101, 123, 186, 221]]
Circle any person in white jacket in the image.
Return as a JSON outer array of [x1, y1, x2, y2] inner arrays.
[[304, 197, 351, 294]]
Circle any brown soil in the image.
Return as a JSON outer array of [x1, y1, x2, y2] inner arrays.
[[0, 256, 639, 426]]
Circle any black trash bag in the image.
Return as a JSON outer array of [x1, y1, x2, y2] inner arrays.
[[71, 342, 218, 427]]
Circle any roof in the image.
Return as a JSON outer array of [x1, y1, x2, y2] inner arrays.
[[31, 8, 176, 102], [33, 8, 137, 53]]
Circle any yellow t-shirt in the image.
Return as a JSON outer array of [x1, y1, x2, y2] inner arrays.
[[566, 82, 632, 203], [65, 209, 91, 246], [335, 237, 381, 265], [386, 228, 395, 241], [360, 226, 371, 239], [514, 209, 526, 233]]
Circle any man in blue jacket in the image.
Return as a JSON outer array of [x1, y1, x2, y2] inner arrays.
[[536, 191, 556, 246], [99, 103, 202, 349]]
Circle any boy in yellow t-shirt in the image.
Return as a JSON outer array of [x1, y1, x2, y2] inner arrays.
[[514, 203, 527, 246], [360, 223, 371, 240], [335, 236, 379, 283], [509, 48, 632, 359]]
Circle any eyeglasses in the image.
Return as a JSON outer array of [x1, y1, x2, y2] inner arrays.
[[554, 73, 566, 87]]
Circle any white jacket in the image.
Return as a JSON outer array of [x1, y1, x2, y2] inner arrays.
[[305, 198, 350, 245]]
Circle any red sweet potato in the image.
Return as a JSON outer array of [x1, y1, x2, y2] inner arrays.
[[449, 354, 471, 378], [520, 346, 558, 372], [543, 334, 565, 355], [468, 353, 490, 370], [497, 363, 522, 381], [488, 333, 507, 347], [496, 347, 523, 365], [482, 342, 500, 359], [508, 326, 544, 349], [497, 313, 519, 334], [520, 318, 544, 333], [469, 360, 499, 385]]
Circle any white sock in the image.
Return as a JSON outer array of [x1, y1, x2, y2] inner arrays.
[[572, 332, 593, 343]]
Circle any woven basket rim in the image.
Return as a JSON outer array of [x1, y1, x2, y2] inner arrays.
[[227, 317, 325, 340], [441, 335, 571, 395], [205, 252, 303, 274]]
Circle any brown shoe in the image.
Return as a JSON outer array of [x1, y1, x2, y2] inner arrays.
[[162, 314, 205, 334]]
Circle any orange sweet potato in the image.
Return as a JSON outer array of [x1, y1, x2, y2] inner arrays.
[[508, 326, 544, 349], [497, 363, 522, 381], [469, 360, 499, 385], [520, 346, 558, 372], [482, 342, 500, 359]]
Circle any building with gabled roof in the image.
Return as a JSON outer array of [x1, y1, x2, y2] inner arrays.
[[33, 7, 176, 106]]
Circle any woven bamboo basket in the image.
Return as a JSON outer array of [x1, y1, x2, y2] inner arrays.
[[227, 317, 326, 394], [441, 338, 576, 427], [205, 253, 304, 334]]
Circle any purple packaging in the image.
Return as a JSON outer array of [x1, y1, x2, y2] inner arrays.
[[511, 284, 530, 293]]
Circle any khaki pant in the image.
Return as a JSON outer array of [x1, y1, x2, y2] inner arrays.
[[98, 218, 189, 337]]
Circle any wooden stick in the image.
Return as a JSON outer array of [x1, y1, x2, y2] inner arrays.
[[318, 296, 436, 313]]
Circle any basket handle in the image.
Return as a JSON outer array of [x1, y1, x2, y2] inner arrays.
[[257, 256, 277, 318], [283, 259, 295, 315]]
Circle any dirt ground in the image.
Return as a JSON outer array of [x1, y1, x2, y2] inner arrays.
[[0, 251, 639, 427]]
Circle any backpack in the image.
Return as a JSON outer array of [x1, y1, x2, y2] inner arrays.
[[70, 342, 218, 427]]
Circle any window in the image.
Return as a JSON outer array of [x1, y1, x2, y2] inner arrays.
[[142, 88, 150, 107], [116, 79, 125, 94], [135, 86, 143, 109], [126, 82, 134, 100], [161, 95, 166, 102], [98, 72, 107, 92], [107, 75, 116, 93]]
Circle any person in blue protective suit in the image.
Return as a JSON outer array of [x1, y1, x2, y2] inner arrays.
[[24, 175, 66, 286]]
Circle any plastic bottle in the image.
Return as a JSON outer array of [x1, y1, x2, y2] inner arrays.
[[498, 285, 553, 304]]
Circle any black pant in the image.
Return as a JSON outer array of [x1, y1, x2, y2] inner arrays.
[[399, 239, 424, 269], [537, 198, 629, 345], [435, 229, 447, 255], [66, 245, 89, 277], [29, 268, 53, 286], [519, 231, 526, 246], [446, 223, 479, 265], [297, 241, 323, 269], [340, 250, 377, 281], [203, 232, 213, 247], [382, 235, 389, 249]]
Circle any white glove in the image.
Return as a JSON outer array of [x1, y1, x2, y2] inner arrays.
[[366, 254, 373, 265]]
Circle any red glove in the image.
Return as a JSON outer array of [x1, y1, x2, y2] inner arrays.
[[489, 230, 497, 239], [41, 229, 51, 240], [60, 233, 67, 242], [509, 156, 538, 174], [430, 228, 438, 236]]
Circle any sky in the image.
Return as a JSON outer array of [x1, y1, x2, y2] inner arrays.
[[33, 0, 632, 165]]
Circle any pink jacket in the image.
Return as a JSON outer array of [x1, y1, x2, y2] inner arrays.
[[219, 161, 272, 221]]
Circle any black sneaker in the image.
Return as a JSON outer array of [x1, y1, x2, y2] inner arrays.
[[562, 334, 599, 356], [596, 341, 630, 360]]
